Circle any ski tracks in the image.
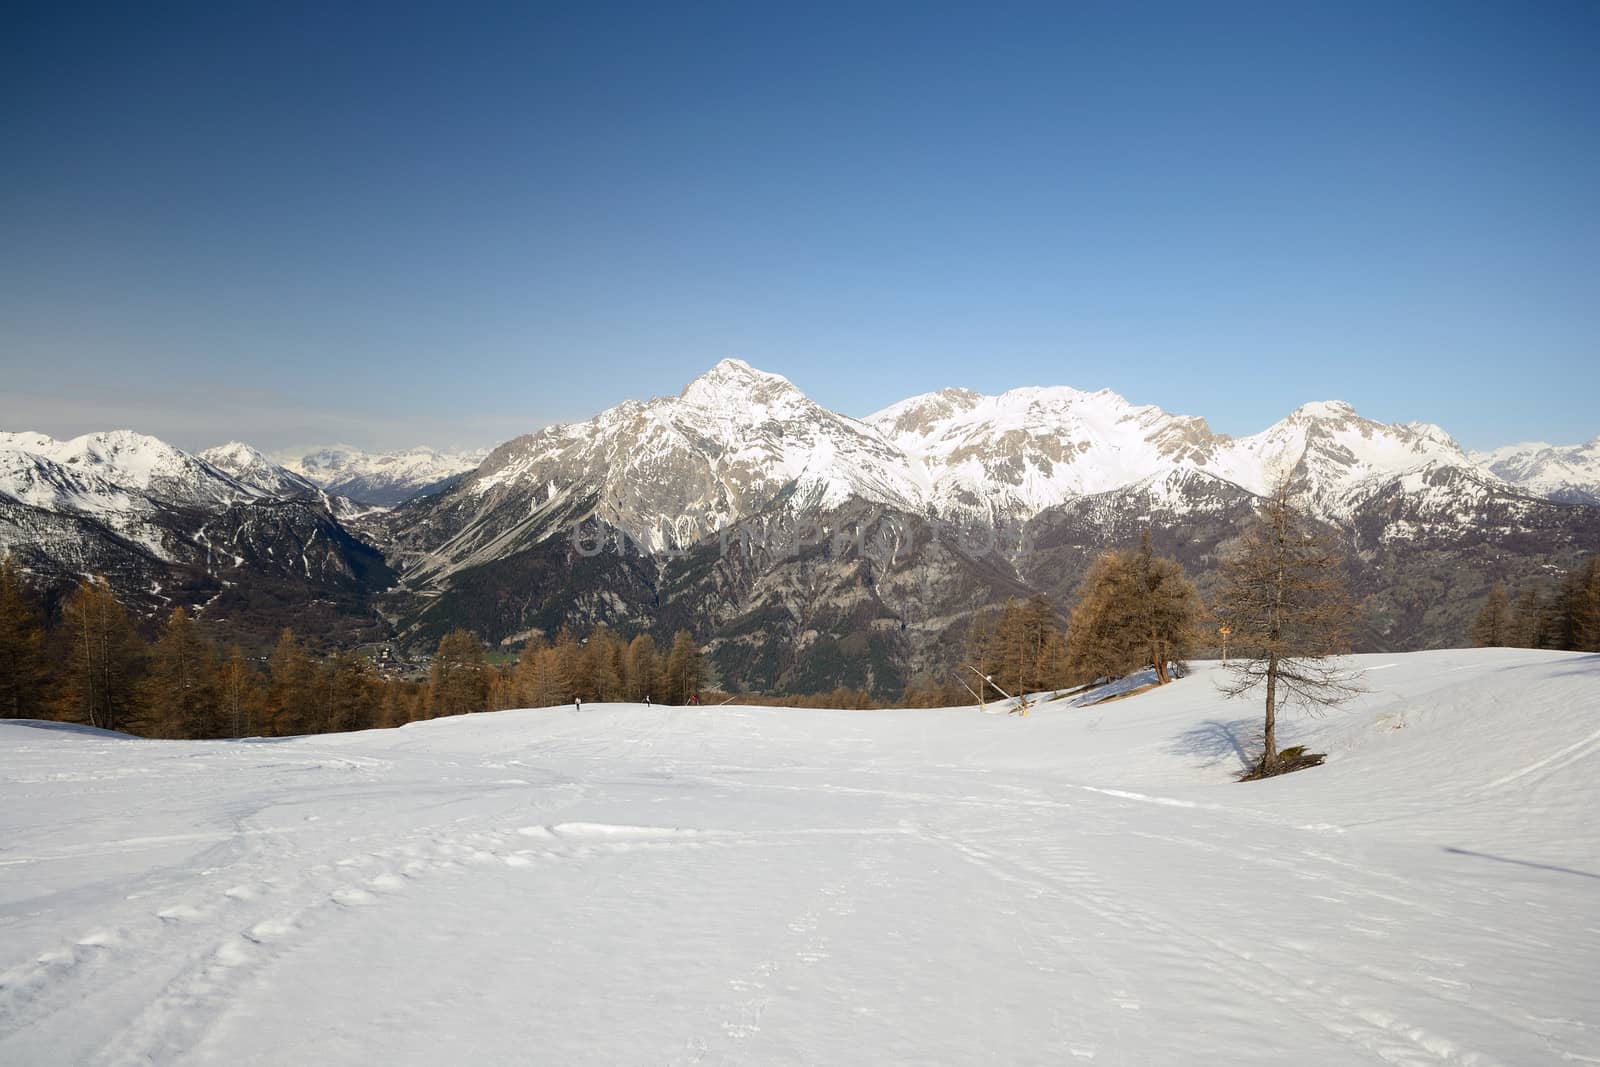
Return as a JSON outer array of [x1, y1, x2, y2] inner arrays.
[[919, 814, 1549, 1066]]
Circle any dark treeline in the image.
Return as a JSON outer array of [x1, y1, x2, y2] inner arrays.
[[2, 536, 1210, 734], [1, 561, 429, 737], [480, 626, 706, 711], [1469, 556, 1600, 652], [5, 525, 1331, 735], [0, 558, 713, 738]]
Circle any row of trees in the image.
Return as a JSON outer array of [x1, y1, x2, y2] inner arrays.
[[0, 560, 710, 738], [0, 563, 423, 736], [445, 625, 708, 715], [1470, 556, 1600, 652]]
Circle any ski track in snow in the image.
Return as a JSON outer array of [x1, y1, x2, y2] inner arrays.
[[2, 649, 1597, 1065]]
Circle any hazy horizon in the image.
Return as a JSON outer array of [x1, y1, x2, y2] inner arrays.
[[2, 356, 1595, 459]]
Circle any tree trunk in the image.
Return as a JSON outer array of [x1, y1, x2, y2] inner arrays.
[[1263, 650, 1279, 767]]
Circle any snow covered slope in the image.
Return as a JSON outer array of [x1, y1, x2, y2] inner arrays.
[[3, 648, 1596, 1065], [199, 443, 372, 521], [398, 362, 1508, 579], [0, 432, 394, 640], [396, 359, 925, 578], [198, 442, 322, 499], [868, 385, 1220, 521], [1, 430, 258, 514], [867, 389, 1480, 523], [1473, 437, 1600, 505], [1211, 403, 1474, 515], [280, 445, 488, 506]]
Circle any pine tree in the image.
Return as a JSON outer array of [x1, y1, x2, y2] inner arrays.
[[408, 682, 433, 722], [964, 610, 1000, 690], [1470, 583, 1512, 647], [990, 595, 1070, 698], [580, 626, 625, 702], [431, 629, 488, 716], [624, 634, 660, 702], [1571, 556, 1600, 652], [1511, 588, 1546, 649], [55, 576, 146, 734], [216, 644, 262, 737], [1066, 536, 1202, 685], [268, 629, 319, 734], [0, 556, 47, 719], [511, 635, 546, 706], [374, 679, 403, 728], [326, 652, 380, 733], [662, 630, 704, 705], [1064, 553, 1131, 684], [146, 607, 219, 738], [530, 647, 573, 706], [1216, 476, 1361, 775], [486, 663, 518, 710], [1128, 534, 1203, 684]]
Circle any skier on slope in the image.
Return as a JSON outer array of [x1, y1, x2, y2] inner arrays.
[[644, 694, 651, 707], [574, 696, 582, 712]]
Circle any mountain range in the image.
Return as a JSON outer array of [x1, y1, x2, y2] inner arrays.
[[275, 446, 489, 506], [1471, 437, 1600, 505], [3, 360, 1597, 694]]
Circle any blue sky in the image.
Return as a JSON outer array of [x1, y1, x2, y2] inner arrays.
[[3, 1, 1596, 453]]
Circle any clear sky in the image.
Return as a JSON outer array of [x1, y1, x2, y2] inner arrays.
[[3, 1, 1596, 454]]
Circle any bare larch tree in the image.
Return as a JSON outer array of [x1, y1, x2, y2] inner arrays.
[[1216, 475, 1363, 776]]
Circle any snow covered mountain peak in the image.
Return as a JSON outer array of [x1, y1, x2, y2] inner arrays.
[[1, 430, 253, 510], [1210, 401, 1479, 509], [1287, 399, 1358, 420], [449, 360, 925, 557], [201, 440, 267, 465], [199, 442, 323, 499], [865, 383, 1223, 520], [678, 358, 804, 413]]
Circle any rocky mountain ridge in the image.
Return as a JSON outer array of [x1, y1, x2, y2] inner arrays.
[[3, 365, 1595, 692]]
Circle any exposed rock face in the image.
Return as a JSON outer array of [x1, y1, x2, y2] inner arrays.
[[0, 431, 393, 648], [374, 364, 1597, 694], [5, 367, 1596, 692]]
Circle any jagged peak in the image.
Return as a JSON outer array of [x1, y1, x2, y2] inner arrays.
[[1402, 421, 1464, 451], [201, 441, 271, 463], [1289, 400, 1358, 421], [678, 359, 808, 415], [990, 384, 1110, 408]]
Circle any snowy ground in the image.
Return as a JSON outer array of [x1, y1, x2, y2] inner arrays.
[[3, 648, 1598, 1065]]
